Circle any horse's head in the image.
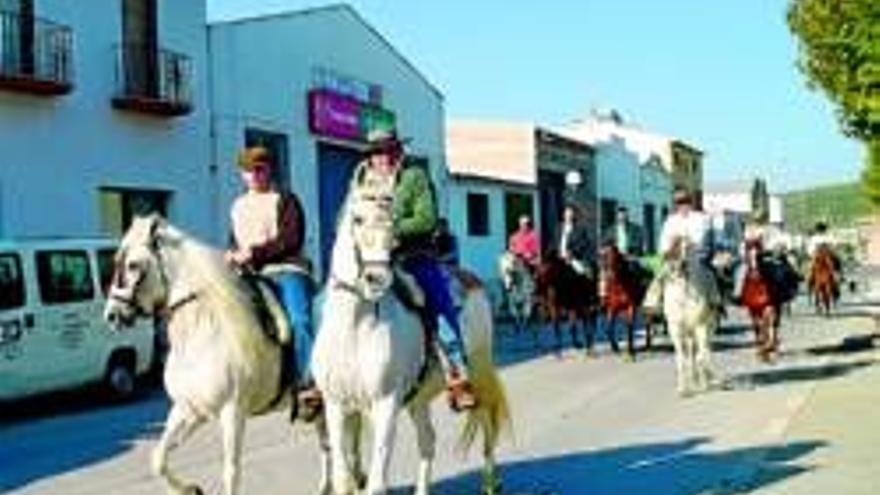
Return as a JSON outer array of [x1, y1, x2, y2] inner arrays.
[[744, 239, 763, 269], [104, 214, 174, 328], [342, 165, 398, 301], [599, 244, 621, 272], [498, 251, 525, 290]]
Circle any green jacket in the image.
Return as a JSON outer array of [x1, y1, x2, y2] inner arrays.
[[393, 166, 437, 244]]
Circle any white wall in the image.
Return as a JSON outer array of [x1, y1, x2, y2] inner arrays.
[[209, 6, 445, 266], [594, 137, 641, 218], [0, 0, 213, 239], [703, 191, 751, 215]]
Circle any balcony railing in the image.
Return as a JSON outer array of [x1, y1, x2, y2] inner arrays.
[[0, 10, 73, 95], [112, 43, 193, 117]]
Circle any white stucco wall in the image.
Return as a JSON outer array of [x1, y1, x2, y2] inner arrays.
[[0, 0, 213, 239], [594, 137, 641, 217], [703, 191, 752, 215], [209, 6, 445, 270]]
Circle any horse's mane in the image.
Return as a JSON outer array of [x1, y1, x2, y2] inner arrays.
[[161, 226, 269, 376]]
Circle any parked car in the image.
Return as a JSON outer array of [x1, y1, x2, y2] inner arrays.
[[0, 238, 155, 401]]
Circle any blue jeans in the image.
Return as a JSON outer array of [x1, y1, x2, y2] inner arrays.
[[403, 256, 467, 372], [270, 272, 315, 385]]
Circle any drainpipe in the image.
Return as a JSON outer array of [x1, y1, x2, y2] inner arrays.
[[205, 24, 221, 244]]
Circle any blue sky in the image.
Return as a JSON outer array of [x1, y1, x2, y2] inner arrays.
[[208, 0, 863, 192]]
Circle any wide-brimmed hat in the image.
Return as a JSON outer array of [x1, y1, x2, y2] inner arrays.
[[365, 129, 410, 156], [237, 146, 273, 171], [672, 188, 692, 205]]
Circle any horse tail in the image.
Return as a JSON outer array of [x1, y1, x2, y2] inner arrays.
[[458, 287, 512, 455]]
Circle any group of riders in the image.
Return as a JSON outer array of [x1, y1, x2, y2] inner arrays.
[[505, 187, 843, 332], [224, 129, 478, 425], [222, 127, 844, 425]]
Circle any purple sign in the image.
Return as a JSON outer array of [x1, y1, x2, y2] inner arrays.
[[308, 89, 361, 140]]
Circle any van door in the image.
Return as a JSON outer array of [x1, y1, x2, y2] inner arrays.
[[0, 251, 30, 399], [32, 249, 100, 390]]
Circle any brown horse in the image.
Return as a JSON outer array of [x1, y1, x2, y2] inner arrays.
[[740, 240, 780, 362], [533, 250, 598, 356], [598, 245, 654, 359], [810, 245, 838, 317]]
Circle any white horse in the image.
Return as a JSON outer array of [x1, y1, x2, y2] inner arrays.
[[103, 215, 331, 495], [312, 167, 511, 495], [661, 242, 718, 396], [498, 250, 535, 333]]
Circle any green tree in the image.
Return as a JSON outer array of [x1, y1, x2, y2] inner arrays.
[[788, 0, 880, 205]]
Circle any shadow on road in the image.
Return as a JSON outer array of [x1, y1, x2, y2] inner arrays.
[[398, 437, 825, 495], [806, 333, 879, 356], [0, 388, 167, 492], [733, 359, 875, 388]]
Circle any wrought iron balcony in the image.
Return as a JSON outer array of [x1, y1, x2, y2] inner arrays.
[[112, 43, 193, 117], [0, 10, 73, 95]]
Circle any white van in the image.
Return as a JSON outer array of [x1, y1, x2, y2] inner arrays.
[[0, 238, 155, 401]]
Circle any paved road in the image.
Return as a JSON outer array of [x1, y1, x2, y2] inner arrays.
[[1, 298, 878, 495]]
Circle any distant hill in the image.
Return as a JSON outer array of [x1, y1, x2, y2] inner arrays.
[[783, 182, 875, 232]]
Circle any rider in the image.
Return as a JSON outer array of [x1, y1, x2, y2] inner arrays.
[[603, 206, 644, 257], [225, 146, 321, 422], [807, 221, 842, 293], [644, 188, 722, 313], [362, 129, 478, 412], [730, 217, 766, 304], [557, 204, 595, 278], [508, 215, 541, 270]]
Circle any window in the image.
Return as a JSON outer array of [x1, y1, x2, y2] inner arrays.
[[0, 252, 25, 310], [600, 198, 618, 232], [245, 128, 290, 191], [36, 250, 94, 304], [504, 192, 534, 237], [467, 192, 490, 237], [97, 248, 117, 296], [121, 0, 158, 96], [99, 187, 170, 236]]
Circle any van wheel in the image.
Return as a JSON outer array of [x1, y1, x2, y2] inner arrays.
[[105, 353, 136, 401]]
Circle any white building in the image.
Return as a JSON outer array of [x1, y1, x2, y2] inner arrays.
[[556, 123, 672, 254], [209, 5, 445, 277], [0, 0, 213, 240], [703, 180, 786, 250], [563, 110, 703, 208]]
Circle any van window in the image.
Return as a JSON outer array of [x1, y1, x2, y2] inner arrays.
[[36, 250, 95, 304], [0, 253, 25, 310], [97, 248, 117, 296]]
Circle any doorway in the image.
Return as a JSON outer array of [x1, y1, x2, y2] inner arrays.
[[317, 143, 361, 278]]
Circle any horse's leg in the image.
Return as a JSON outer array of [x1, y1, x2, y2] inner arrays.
[[568, 310, 583, 349], [325, 402, 356, 495], [408, 403, 436, 495], [605, 312, 620, 354], [695, 322, 714, 392], [219, 403, 245, 495], [625, 307, 636, 360], [315, 417, 333, 495], [584, 309, 596, 355], [365, 396, 401, 495], [344, 413, 367, 490], [552, 312, 563, 357], [669, 323, 689, 396], [151, 403, 206, 495], [643, 309, 653, 352]]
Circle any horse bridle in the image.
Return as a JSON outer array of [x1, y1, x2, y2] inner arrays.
[[109, 235, 197, 322]]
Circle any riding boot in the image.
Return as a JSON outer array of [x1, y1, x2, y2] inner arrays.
[[446, 368, 477, 412], [297, 383, 324, 423]]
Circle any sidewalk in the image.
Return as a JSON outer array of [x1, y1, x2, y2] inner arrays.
[[748, 319, 880, 494]]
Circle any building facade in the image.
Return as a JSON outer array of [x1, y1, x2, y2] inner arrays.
[[0, 0, 213, 239], [446, 120, 595, 303], [209, 5, 445, 278], [563, 110, 703, 207]]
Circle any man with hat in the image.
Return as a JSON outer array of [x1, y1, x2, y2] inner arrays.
[[226, 146, 321, 422], [644, 187, 722, 312], [362, 128, 477, 412]]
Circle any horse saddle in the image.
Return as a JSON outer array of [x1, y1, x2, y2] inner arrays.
[[241, 273, 293, 347]]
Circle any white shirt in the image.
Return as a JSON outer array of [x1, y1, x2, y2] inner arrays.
[[807, 233, 834, 256], [559, 222, 573, 258], [659, 210, 711, 256]]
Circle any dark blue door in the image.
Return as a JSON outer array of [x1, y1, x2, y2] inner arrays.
[[317, 143, 361, 278]]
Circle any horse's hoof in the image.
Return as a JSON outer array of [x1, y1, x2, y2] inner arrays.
[[184, 485, 203, 495]]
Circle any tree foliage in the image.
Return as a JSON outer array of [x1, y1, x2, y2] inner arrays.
[[787, 0, 880, 140]]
